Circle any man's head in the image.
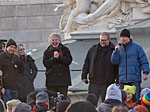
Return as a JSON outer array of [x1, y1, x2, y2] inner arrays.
[[99, 32, 110, 47], [49, 33, 61, 48], [6, 39, 17, 55], [120, 29, 131, 45]]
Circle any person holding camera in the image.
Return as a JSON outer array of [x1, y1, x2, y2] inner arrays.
[[81, 32, 118, 104], [43, 33, 72, 100]]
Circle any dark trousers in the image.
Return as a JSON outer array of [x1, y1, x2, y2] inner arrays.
[[47, 86, 68, 100], [88, 83, 109, 105]]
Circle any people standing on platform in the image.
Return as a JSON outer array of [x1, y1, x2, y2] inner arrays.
[[81, 32, 118, 104], [0, 39, 24, 103], [111, 29, 149, 99], [43, 33, 72, 100], [17, 44, 38, 102]]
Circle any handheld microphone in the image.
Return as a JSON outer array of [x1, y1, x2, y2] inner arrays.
[[116, 43, 121, 50]]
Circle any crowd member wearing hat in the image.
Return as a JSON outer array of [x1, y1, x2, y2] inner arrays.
[[111, 29, 149, 99], [17, 44, 38, 102], [124, 85, 137, 109], [141, 91, 150, 111], [133, 105, 148, 112], [31, 91, 49, 112], [0, 39, 24, 103], [97, 84, 123, 112]]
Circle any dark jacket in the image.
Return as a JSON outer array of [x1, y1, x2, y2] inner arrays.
[[82, 42, 118, 84], [19, 55, 38, 98], [43, 43, 72, 87], [0, 52, 24, 90], [111, 40, 149, 83]]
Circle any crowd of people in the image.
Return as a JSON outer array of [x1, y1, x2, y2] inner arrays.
[[0, 28, 150, 112]]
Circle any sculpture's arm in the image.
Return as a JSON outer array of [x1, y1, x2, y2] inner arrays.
[[54, 0, 76, 11]]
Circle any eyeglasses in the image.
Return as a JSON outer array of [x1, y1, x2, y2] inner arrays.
[[19, 48, 25, 51]]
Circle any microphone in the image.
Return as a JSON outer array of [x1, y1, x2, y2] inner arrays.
[[116, 43, 121, 51]]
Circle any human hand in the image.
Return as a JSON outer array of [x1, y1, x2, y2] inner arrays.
[[115, 44, 121, 51], [54, 51, 59, 58], [1, 88, 5, 94], [0, 70, 2, 77], [82, 79, 89, 84], [143, 74, 148, 80]]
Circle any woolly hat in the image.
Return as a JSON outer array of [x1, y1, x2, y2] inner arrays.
[[140, 88, 150, 99], [66, 101, 96, 112], [85, 94, 97, 107], [36, 91, 48, 104], [56, 100, 70, 112], [105, 84, 122, 102], [6, 39, 17, 48], [124, 85, 136, 95], [13, 102, 32, 112], [133, 105, 148, 112], [141, 91, 150, 106], [120, 29, 130, 38]]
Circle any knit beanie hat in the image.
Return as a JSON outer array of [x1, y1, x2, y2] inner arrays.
[[56, 100, 70, 112], [140, 88, 150, 99], [105, 84, 122, 102], [133, 105, 148, 112], [124, 85, 136, 95], [141, 91, 150, 106], [85, 94, 97, 107], [6, 39, 17, 48], [120, 29, 130, 38]]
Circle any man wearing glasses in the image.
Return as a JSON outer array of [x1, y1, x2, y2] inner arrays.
[[81, 32, 118, 105]]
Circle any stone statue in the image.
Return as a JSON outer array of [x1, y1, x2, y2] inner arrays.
[[54, 0, 91, 32], [75, 0, 149, 25]]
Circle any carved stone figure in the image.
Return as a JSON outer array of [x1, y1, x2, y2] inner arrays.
[[75, 0, 149, 25], [54, 0, 91, 32]]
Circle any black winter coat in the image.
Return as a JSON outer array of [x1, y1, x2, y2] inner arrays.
[[18, 55, 38, 98], [43, 43, 72, 87], [82, 42, 118, 84], [0, 52, 24, 90]]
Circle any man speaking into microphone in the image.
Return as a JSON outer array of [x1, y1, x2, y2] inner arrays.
[[111, 29, 149, 99], [81, 32, 118, 105], [43, 33, 72, 100]]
